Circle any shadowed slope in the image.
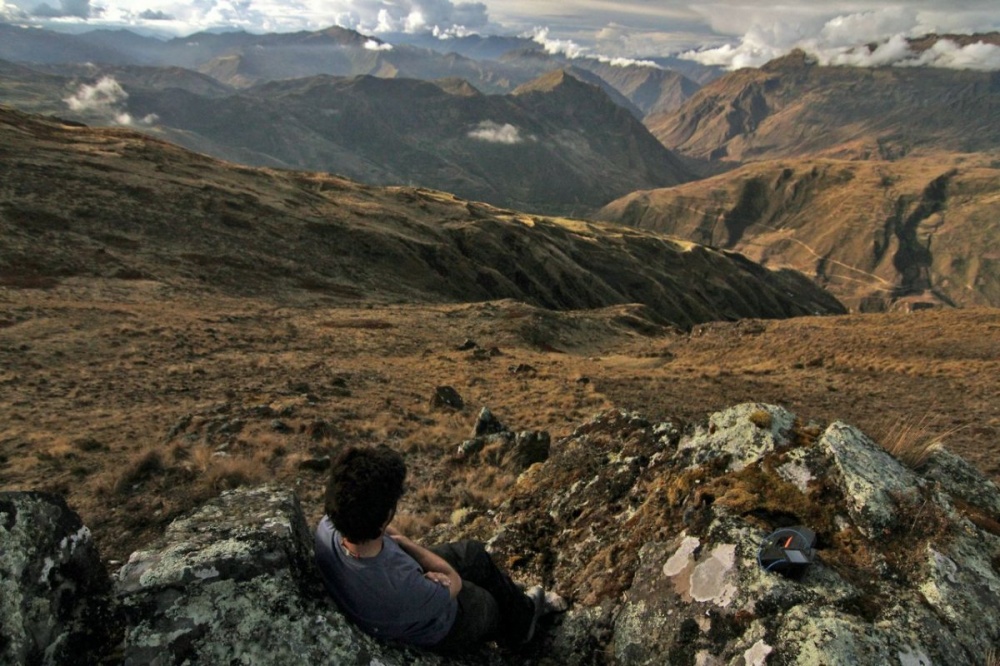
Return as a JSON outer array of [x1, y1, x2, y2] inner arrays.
[[0, 106, 843, 329]]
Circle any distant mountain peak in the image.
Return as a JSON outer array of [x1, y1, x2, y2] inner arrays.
[[432, 77, 481, 96], [512, 68, 589, 95], [760, 49, 817, 72]]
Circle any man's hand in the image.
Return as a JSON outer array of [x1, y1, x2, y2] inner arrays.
[[423, 571, 452, 588], [386, 524, 462, 599]]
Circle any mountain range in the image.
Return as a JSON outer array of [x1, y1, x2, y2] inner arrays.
[[600, 40, 1000, 311], [0, 106, 843, 328], [0, 58, 693, 215], [1, 22, 999, 311], [0, 22, 704, 116], [647, 48, 1000, 161]]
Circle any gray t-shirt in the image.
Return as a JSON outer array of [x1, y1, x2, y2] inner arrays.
[[315, 517, 457, 647]]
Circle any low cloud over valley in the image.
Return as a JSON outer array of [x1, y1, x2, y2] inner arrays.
[[64, 76, 156, 126], [467, 121, 524, 144]]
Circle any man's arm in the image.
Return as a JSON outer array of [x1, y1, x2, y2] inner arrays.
[[385, 526, 462, 599]]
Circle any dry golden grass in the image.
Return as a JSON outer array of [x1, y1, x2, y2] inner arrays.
[[875, 415, 960, 470], [986, 647, 999, 666], [201, 456, 265, 493], [1, 281, 999, 564], [112, 447, 167, 495]]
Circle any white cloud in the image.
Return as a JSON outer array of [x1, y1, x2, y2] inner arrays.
[[901, 38, 1000, 70], [0, 0, 28, 20], [357, 0, 490, 35], [31, 0, 90, 17], [2, 0, 492, 37], [5, 0, 1000, 71], [363, 38, 392, 50], [530, 27, 660, 68], [682, 6, 1000, 71], [64, 76, 157, 126], [468, 120, 522, 144]]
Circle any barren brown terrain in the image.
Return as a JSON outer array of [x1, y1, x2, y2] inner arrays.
[[600, 153, 1000, 311], [1, 106, 997, 574], [2, 279, 998, 567]]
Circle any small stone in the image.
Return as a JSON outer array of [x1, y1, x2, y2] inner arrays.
[[166, 414, 193, 439], [457, 438, 486, 458], [509, 430, 551, 470], [298, 456, 331, 472], [473, 407, 505, 437], [305, 420, 335, 441], [430, 386, 464, 410], [457, 339, 478, 351], [250, 404, 276, 418], [271, 420, 291, 433]]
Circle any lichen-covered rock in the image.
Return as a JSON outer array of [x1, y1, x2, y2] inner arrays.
[[675, 403, 796, 472], [115, 486, 489, 666], [0, 491, 115, 666], [473, 404, 1000, 665], [922, 447, 1000, 516], [509, 431, 551, 470], [819, 421, 921, 536]]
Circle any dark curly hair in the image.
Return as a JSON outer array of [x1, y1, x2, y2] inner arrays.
[[324, 445, 406, 542]]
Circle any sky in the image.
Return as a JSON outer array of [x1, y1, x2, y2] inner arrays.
[[2, 0, 1000, 69]]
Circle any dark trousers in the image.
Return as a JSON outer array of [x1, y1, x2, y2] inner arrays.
[[429, 540, 534, 654]]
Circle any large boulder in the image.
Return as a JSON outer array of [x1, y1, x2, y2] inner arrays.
[[0, 491, 115, 666], [115, 486, 493, 665], [470, 404, 1000, 665]]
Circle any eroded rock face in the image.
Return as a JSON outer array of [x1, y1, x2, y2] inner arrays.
[[115, 486, 483, 666], [0, 491, 114, 666]]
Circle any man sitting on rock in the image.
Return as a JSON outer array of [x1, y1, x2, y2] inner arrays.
[[315, 444, 566, 654]]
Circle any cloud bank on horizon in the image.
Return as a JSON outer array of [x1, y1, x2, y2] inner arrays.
[[1, 0, 999, 70]]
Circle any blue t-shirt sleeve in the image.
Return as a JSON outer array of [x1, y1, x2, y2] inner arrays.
[[382, 538, 453, 622]]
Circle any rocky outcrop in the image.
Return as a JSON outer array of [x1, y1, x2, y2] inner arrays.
[[472, 404, 1000, 664], [115, 486, 477, 666], [4, 404, 999, 664], [457, 407, 551, 472], [0, 492, 115, 665]]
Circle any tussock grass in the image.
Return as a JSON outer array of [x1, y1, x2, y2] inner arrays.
[[201, 456, 264, 492], [112, 447, 166, 494], [876, 414, 962, 470]]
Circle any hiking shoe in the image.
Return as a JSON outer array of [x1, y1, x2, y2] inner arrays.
[[543, 590, 568, 613], [522, 585, 546, 644]]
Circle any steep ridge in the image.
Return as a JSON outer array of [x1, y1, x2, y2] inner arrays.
[[0, 106, 844, 328], [500, 47, 701, 117], [647, 49, 1000, 161], [598, 156, 1000, 311], [0, 65, 692, 215]]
